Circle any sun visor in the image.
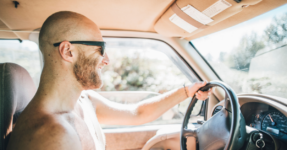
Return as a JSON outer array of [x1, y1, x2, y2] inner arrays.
[[154, 0, 262, 38]]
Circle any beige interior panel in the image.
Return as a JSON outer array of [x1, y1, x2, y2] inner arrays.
[[154, 0, 287, 40], [0, 0, 173, 39], [210, 94, 287, 118], [151, 138, 180, 150], [142, 127, 179, 150], [0, 19, 10, 29], [143, 126, 196, 150], [104, 130, 156, 150], [0, 19, 19, 39], [149, 135, 196, 150], [1, 0, 286, 40], [154, 0, 262, 38], [0, 31, 18, 39], [187, 0, 287, 40]]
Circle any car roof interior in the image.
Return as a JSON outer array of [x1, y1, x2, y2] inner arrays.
[[0, 0, 286, 41]]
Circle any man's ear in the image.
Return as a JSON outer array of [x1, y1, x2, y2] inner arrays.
[[58, 41, 75, 62]]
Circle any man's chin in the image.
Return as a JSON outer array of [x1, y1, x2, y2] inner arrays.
[[96, 81, 104, 89], [83, 81, 103, 90]]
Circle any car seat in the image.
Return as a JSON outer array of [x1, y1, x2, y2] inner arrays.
[[0, 63, 36, 150]]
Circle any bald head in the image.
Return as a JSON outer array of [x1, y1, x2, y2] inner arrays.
[[39, 11, 103, 55], [38, 11, 109, 90]]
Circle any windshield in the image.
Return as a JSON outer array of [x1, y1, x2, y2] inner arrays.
[[191, 4, 287, 98]]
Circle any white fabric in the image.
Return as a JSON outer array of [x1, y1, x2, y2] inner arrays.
[[77, 91, 106, 150]]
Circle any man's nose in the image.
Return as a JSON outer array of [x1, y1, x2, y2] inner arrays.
[[102, 53, 109, 65]]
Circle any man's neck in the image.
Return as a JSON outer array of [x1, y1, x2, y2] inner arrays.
[[33, 65, 83, 113]]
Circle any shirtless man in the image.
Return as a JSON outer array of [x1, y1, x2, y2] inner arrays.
[[7, 11, 211, 150]]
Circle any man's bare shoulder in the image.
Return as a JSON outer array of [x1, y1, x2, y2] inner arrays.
[[7, 112, 82, 150]]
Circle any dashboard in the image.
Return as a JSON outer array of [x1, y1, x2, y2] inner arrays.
[[210, 95, 287, 149], [241, 102, 287, 141], [143, 94, 287, 150]]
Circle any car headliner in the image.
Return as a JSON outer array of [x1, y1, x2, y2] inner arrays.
[[0, 0, 286, 40]]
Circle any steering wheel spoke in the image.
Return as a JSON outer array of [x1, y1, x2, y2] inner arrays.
[[180, 81, 247, 150]]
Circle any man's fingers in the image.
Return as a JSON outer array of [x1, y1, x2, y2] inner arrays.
[[196, 94, 208, 100], [186, 81, 211, 98], [196, 88, 212, 100], [196, 81, 207, 88]]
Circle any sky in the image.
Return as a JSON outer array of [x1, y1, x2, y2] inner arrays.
[[191, 4, 287, 59]]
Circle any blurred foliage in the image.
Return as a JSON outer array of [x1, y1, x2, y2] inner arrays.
[[101, 52, 156, 91], [202, 11, 287, 98], [99, 39, 195, 128], [224, 32, 265, 71], [247, 77, 272, 94], [222, 12, 287, 71], [100, 46, 190, 94], [265, 13, 287, 44], [0, 41, 41, 87]]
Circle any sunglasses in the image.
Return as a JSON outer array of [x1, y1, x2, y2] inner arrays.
[[53, 41, 106, 56]]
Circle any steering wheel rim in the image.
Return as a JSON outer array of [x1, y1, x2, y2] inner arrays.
[[180, 81, 246, 150]]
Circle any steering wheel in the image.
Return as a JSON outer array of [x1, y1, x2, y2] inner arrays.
[[181, 81, 246, 150]]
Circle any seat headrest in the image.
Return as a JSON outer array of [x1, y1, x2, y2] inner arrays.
[[0, 63, 36, 149]]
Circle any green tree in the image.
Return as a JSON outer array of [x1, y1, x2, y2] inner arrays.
[[225, 32, 265, 71], [101, 52, 157, 91], [223, 13, 287, 71]]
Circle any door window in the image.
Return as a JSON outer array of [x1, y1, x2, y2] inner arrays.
[[0, 40, 41, 87], [99, 38, 202, 128]]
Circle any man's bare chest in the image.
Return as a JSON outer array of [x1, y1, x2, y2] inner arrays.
[[72, 96, 106, 150], [72, 112, 96, 150]]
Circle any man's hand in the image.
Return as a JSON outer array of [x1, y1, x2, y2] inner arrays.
[[185, 81, 212, 100]]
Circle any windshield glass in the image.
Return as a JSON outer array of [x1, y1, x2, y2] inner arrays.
[[191, 4, 287, 98]]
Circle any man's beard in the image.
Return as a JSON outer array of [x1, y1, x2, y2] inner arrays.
[[73, 50, 103, 90]]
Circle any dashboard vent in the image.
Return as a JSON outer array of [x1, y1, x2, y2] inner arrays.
[[212, 105, 223, 116]]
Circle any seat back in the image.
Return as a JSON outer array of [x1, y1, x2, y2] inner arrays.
[[0, 63, 36, 150]]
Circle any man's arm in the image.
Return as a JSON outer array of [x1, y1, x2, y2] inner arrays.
[[88, 82, 211, 125]]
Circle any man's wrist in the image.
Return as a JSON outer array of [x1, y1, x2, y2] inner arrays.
[[183, 84, 189, 97], [177, 86, 189, 101]]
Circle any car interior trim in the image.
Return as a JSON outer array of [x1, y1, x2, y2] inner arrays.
[[189, 42, 222, 81], [170, 2, 207, 29], [1, 0, 286, 40], [211, 95, 287, 117]]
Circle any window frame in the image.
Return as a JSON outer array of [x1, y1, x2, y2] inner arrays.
[[99, 37, 206, 127], [189, 42, 222, 81]]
